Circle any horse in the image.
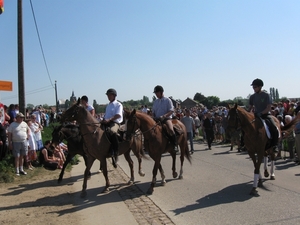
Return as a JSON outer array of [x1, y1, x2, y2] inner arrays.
[[59, 98, 146, 197], [51, 123, 91, 183], [227, 104, 299, 196], [124, 109, 192, 194]]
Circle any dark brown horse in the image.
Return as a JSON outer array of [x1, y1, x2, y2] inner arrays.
[[227, 104, 299, 196], [51, 124, 90, 183], [59, 98, 146, 197], [124, 109, 192, 194]]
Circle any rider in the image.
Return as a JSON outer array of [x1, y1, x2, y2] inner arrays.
[[81, 95, 95, 117], [152, 85, 177, 151], [102, 88, 123, 163], [249, 78, 278, 150]]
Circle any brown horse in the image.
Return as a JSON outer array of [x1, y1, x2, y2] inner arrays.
[[124, 109, 192, 194], [227, 104, 299, 196], [59, 98, 146, 197]]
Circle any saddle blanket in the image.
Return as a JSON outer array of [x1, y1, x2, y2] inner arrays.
[[262, 120, 280, 139]]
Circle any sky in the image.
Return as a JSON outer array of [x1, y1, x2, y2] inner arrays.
[[1, 0, 300, 107]]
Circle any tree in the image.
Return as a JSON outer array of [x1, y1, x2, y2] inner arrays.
[[27, 103, 34, 109], [205, 96, 220, 109], [275, 89, 279, 101], [193, 92, 206, 103]]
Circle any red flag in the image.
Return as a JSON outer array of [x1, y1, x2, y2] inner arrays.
[[0, 0, 4, 15]]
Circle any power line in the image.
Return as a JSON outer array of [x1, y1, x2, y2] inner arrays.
[[29, 0, 54, 87], [1, 85, 54, 101]]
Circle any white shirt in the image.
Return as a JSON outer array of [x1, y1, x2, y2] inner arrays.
[[104, 100, 123, 123], [7, 121, 29, 142]]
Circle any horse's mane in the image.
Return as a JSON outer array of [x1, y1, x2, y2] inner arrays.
[[135, 110, 156, 124], [77, 104, 100, 124]]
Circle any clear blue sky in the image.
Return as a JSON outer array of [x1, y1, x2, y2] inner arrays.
[[1, 0, 300, 107]]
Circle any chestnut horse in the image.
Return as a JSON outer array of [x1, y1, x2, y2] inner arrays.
[[59, 98, 146, 197], [227, 104, 298, 196], [124, 109, 192, 194]]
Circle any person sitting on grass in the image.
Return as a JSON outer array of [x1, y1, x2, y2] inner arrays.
[[39, 140, 63, 170]]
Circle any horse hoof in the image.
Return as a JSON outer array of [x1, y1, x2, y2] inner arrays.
[[102, 188, 110, 193], [258, 180, 263, 188], [127, 180, 134, 185], [270, 176, 275, 180], [80, 191, 87, 198], [173, 172, 178, 179], [161, 181, 166, 186], [139, 171, 145, 177], [179, 175, 183, 180], [249, 188, 260, 197], [264, 171, 269, 178]]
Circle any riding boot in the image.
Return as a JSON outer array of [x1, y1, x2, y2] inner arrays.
[[111, 133, 119, 163]]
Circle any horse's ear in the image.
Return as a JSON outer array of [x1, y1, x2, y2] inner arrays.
[[132, 109, 136, 115], [226, 103, 231, 109], [234, 103, 238, 109], [77, 98, 81, 105]]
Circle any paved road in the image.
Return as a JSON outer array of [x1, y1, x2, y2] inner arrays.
[[117, 141, 300, 225]]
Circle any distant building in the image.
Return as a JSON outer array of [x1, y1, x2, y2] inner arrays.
[[181, 97, 198, 109]]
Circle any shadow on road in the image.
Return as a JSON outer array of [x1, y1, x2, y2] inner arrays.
[[172, 181, 255, 215]]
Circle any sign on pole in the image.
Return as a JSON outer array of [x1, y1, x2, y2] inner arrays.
[[0, 80, 13, 91]]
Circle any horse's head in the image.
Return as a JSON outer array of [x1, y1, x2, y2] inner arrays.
[[124, 109, 140, 141], [60, 98, 82, 123], [227, 103, 240, 132]]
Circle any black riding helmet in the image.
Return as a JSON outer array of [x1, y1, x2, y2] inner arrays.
[[106, 88, 117, 96], [153, 85, 164, 93], [251, 78, 264, 87]]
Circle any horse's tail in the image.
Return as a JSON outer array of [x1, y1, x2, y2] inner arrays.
[[185, 141, 192, 164], [281, 114, 300, 137]]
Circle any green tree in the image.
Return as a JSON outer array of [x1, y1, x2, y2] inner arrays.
[[193, 92, 206, 104], [205, 96, 220, 109]]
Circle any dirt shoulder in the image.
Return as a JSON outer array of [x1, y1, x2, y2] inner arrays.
[[0, 168, 79, 225]]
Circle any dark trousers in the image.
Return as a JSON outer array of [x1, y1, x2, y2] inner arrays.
[[205, 130, 214, 148]]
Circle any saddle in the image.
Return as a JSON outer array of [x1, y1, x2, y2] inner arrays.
[[160, 119, 184, 138], [257, 115, 279, 149], [101, 123, 125, 143]]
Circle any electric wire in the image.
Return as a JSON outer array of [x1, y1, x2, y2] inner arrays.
[[29, 0, 54, 88]]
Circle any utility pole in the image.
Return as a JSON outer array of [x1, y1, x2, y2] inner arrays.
[[17, 0, 26, 116], [55, 80, 59, 114]]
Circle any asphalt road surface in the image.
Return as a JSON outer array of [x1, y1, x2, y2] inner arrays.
[[117, 140, 300, 225]]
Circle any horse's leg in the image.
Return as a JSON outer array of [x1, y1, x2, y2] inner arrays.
[[137, 154, 145, 177], [58, 153, 73, 183], [263, 155, 269, 178], [81, 157, 95, 198], [147, 158, 160, 195], [124, 150, 135, 185], [170, 149, 178, 179], [249, 152, 263, 196], [158, 163, 166, 186], [269, 150, 276, 180], [100, 158, 110, 193], [178, 137, 189, 179], [82, 154, 92, 178], [131, 144, 145, 177]]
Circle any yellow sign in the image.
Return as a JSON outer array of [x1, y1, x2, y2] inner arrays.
[[0, 80, 13, 91]]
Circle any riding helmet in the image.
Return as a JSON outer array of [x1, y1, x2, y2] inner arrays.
[[106, 88, 117, 96], [250, 78, 264, 87], [153, 85, 164, 93]]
